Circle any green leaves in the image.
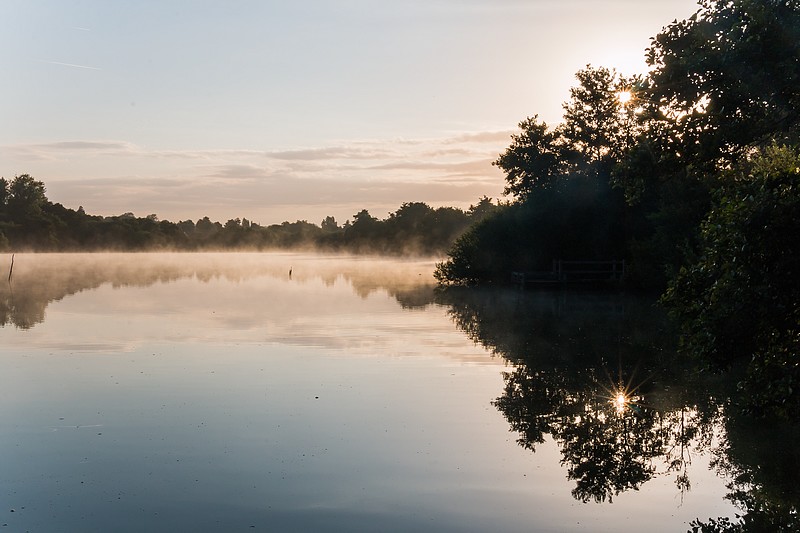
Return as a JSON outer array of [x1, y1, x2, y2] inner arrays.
[[664, 145, 800, 416]]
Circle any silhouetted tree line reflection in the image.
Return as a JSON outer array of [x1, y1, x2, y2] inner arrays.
[[435, 287, 799, 531], [0, 253, 436, 329]]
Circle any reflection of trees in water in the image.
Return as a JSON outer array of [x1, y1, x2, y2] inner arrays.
[[437, 287, 798, 525], [691, 416, 800, 532], [1, 282, 45, 329], [1, 255, 192, 328], [496, 362, 718, 503], [0, 253, 438, 329]]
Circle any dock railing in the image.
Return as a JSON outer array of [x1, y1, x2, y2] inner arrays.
[[553, 259, 625, 282], [512, 259, 625, 286]]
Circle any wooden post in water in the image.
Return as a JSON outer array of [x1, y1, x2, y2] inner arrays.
[[7, 253, 14, 282]]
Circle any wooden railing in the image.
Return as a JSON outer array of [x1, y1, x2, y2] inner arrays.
[[512, 259, 625, 286]]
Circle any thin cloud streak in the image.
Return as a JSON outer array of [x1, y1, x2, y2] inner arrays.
[[39, 60, 102, 71], [442, 131, 515, 144], [0, 141, 137, 161], [265, 147, 393, 161]]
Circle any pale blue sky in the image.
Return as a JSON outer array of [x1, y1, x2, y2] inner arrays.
[[1, 0, 699, 225]]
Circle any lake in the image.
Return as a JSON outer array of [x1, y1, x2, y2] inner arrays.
[[1, 253, 789, 532]]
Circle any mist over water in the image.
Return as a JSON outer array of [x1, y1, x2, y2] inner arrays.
[[0, 252, 438, 329], [0, 253, 745, 532]]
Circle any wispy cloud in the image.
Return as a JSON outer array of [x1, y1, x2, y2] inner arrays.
[[39, 60, 102, 71], [40, 141, 134, 151], [151, 148, 268, 160], [0, 140, 137, 161], [202, 164, 275, 181], [4, 129, 509, 223], [265, 146, 392, 161], [368, 158, 494, 177], [442, 130, 515, 144]]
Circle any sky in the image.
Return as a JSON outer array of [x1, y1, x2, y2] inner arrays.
[[1, 0, 700, 226]]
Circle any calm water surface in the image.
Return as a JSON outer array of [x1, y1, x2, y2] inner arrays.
[[0, 253, 760, 531]]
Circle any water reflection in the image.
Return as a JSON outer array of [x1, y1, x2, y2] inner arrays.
[[3, 254, 797, 530], [0, 252, 438, 330], [436, 287, 799, 528], [701, 414, 800, 531], [496, 362, 715, 504]]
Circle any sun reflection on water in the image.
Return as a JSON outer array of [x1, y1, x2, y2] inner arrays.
[[613, 392, 628, 413], [607, 388, 642, 415]]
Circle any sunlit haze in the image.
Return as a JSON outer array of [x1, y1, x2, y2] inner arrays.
[[2, 0, 698, 225]]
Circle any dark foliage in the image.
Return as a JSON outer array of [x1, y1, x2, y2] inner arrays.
[[664, 145, 800, 416], [435, 0, 800, 420], [436, 286, 799, 524]]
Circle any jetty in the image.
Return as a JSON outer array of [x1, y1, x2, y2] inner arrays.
[[512, 259, 625, 287]]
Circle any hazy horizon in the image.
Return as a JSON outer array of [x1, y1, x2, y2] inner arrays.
[[2, 0, 698, 226]]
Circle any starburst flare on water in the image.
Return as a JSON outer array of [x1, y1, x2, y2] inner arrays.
[[606, 387, 642, 415], [613, 392, 628, 413]]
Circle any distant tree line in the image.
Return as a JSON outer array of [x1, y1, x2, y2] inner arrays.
[[0, 174, 498, 255]]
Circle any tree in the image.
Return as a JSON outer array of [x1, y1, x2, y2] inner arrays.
[[562, 66, 640, 165], [438, 66, 635, 285], [496, 66, 639, 202], [386, 202, 434, 244], [6, 174, 48, 221], [321, 216, 339, 232], [351, 209, 376, 227], [345, 209, 379, 243], [591, 0, 800, 289], [467, 196, 499, 223], [0, 177, 8, 216], [664, 145, 800, 416], [498, 66, 639, 195], [195, 216, 219, 235], [494, 116, 563, 199], [177, 219, 196, 235], [435, 203, 551, 285], [612, 0, 800, 279], [645, 0, 800, 171]]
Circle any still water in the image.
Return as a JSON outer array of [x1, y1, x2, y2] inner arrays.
[[0, 253, 780, 531]]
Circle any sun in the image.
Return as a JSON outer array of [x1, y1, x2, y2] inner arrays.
[[617, 90, 633, 106]]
